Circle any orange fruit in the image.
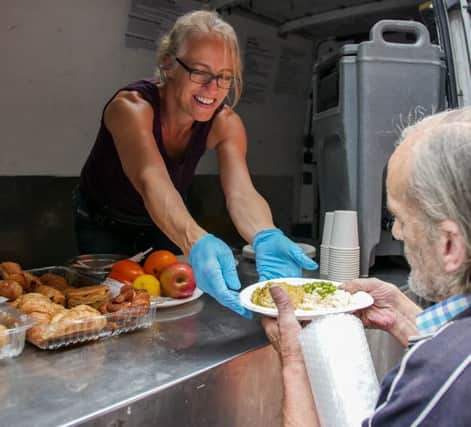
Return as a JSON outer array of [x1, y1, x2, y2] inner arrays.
[[109, 259, 145, 284], [143, 250, 178, 277]]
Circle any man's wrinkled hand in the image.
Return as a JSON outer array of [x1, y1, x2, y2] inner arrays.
[[261, 286, 304, 365], [342, 278, 400, 331]]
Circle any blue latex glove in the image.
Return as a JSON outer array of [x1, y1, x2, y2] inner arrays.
[[252, 228, 318, 281], [189, 234, 252, 319]]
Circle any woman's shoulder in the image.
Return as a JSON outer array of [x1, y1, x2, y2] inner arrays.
[[207, 104, 246, 149], [213, 104, 243, 128], [104, 88, 155, 130], [110, 80, 159, 109]]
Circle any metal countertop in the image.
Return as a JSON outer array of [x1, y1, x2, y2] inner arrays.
[[0, 295, 268, 427]]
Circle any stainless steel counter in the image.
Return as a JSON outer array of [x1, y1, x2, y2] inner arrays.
[[0, 295, 283, 427], [1, 260, 410, 427]]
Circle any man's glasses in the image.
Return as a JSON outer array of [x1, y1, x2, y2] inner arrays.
[[175, 57, 235, 89]]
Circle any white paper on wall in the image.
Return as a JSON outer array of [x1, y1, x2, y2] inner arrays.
[[240, 36, 277, 105]]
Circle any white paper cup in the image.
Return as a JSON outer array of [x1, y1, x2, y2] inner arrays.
[[319, 244, 330, 278], [330, 211, 359, 248], [321, 212, 335, 246]]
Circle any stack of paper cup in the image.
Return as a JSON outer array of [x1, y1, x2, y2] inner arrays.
[[328, 210, 360, 282], [319, 212, 334, 279]]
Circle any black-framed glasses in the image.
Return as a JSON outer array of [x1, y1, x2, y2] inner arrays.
[[175, 57, 234, 89]]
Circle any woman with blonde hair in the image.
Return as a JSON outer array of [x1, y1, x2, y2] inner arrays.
[[76, 10, 317, 317]]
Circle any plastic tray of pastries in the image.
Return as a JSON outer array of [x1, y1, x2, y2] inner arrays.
[[17, 266, 156, 350]]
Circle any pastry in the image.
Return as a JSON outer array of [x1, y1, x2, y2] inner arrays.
[[66, 285, 110, 309], [99, 285, 150, 317], [0, 262, 22, 279], [39, 273, 71, 292], [0, 279, 24, 301], [13, 293, 65, 318], [8, 272, 42, 292], [41, 305, 107, 340], [31, 282, 66, 306]]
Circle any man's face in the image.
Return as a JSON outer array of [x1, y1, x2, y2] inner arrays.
[[387, 137, 447, 302]]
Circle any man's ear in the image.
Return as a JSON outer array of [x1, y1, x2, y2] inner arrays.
[[439, 220, 467, 273]]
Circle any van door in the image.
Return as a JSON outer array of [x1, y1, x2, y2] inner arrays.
[[434, 0, 471, 106]]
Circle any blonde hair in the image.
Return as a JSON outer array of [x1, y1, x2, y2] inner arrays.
[[155, 10, 242, 107]]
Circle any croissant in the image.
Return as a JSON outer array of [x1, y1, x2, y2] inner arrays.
[[13, 293, 65, 318], [0, 262, 22, 279], [41, 305, 107, 340], [0, 279, 24, 300], [39, 273, 71, 293], [31, 282, 66, 306], [7, 272, 42, 292]]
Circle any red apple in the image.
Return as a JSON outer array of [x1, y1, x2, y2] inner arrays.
[[159, 262, 196, 298]]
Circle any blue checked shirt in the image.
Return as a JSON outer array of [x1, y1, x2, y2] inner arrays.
[[416, 293, 471, 335]]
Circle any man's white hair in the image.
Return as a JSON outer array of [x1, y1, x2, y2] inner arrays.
[[402, 107, 471, 294]]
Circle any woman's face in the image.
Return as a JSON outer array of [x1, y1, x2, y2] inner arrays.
[[169, 33, 233, 122]]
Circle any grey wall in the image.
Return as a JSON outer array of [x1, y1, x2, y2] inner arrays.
[[1, 0, 155, 175]]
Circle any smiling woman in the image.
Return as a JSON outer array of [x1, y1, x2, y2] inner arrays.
[[74, 9, 317, 318]]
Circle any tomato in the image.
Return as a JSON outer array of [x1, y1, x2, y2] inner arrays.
[[109, 259, 144, 284], [143, 250, 178, 277], [133, 274, 161, 297]]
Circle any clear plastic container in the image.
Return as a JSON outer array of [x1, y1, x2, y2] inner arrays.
[[23, 266, 156, 350], [0, 304, 35, 359]]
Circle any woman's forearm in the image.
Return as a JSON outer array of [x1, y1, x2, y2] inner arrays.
[[140, 174, 206, 254], [226, 187, 275, 243]]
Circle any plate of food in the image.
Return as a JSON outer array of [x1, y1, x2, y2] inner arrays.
[[151, 288, 204, 308], [240, 277, 373, 320]]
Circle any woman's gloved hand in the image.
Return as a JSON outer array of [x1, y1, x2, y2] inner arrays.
[[189, 234, 252, 318], [252, 228, 318, 281]]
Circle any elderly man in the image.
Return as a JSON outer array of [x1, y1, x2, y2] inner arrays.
[[262, 107, 471, 426]]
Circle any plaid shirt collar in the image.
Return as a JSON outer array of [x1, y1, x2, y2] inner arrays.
[[416, 293, 471, 335]]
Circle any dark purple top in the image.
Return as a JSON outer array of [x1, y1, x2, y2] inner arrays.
[[80, 80, 223, 218]]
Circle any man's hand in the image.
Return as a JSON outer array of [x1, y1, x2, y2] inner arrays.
[[261, 286, 304, 366], [253, 229, 318, 281], [343, 278, 421, 346], [342, 278, 400, 331], [189, 234, 252, 318]]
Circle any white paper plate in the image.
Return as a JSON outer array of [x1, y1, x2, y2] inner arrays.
[[154, 299, 204, 322], [151, 288, 204, 308], [242, 243, 316, 260], [240, 277, 373, 320]]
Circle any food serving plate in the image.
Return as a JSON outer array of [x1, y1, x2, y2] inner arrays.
[[151, 288, 204, 308], [25, 266, 156, 350], [240, 277, 373, 320]]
